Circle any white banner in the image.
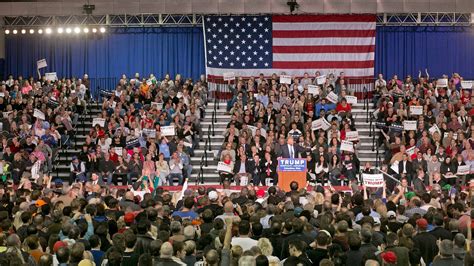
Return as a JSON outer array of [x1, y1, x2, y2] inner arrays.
[[223, 72, 235, 81], [92, 118, 105, 127], [457, 165, 470, 175], [429, 124, 441, 135], [461, 80, 473, 89], [37, 59, 47, 69], [406, 146, 416, 157], [362, 173, 384, 188], [436, 78, 448, 87], [113, 147, 123, 155], [443, 132, 458, 140], [146, 79, 152, 86], [161, 126, 175, 136], [45, 72, 57, 82], [143, 128, 157, 138], [316, 75, 327, 84], [403, 120, 417, 131], [340, 140, 354, 153], [326, 91, 338, 104], [307, 85, 319, 95], [311, 119, 322, 130], [321, 118, 331, 131], [346, 131, 359, 141], [345, 96, 358, 105], [33, 109, 45, 120], [280, 75, 292, 84], [217, 162, 233, 173], [410, 106, 423, 115], [391, 160, 399, 174], [151, 102, 163, 110]]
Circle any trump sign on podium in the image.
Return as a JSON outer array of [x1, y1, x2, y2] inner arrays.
[[277, 158, 307, 191]]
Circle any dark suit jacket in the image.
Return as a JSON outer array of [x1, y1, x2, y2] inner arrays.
[[280, 144, 301, 158], [413, 177, 426, 193], [398, 160, 414, 176], [233, 159, 255, 174], [412, 159, 428, 172]]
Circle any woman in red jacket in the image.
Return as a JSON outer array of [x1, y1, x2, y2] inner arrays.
[[336, 98, 352, 114]]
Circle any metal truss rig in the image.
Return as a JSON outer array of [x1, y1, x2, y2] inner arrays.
[[2, 13, 472, 27]]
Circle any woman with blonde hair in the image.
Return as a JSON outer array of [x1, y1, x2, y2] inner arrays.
[[257, 238, 280, 265]]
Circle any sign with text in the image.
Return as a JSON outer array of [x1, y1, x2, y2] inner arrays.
[[45, 72, 57, 82], [429, 124, 441, 135], [143, 128, 157, 138], [345, 96, 358, 105], [362, 174, 384, 188], [151, 102, 163, 110], [280, 75, 292, 84], [33, 109, 45, 120], [461, 80, 473, 89], [346, 131, 359, 142], [457, 165, 470, 175], [92, 118, 105, 127], [161, 126, 175, 136], [436, 78, 448, 87], [37, 59, 47, 69], [316, 75, 327, 84], [307, 85, 319, 95], [113, 147, 123, 155], [410, 106, 423, 115], [326, 91, 338, 104], [278, 158, 307, 172], [406, 146, 416, 157], [403, 120, 417, 131], [223, 72, 235, 81], [312, 119, 322, 130], [217, 162, 233, 173], [340, 140, 354, 153]]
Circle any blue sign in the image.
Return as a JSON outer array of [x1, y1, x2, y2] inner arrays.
[[278, 158, 307, 172]]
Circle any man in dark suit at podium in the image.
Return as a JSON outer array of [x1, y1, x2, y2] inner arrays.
[[279, 136, 301, 159]]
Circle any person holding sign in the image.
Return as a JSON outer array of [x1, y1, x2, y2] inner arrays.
[[335, 98, 351, 119], [218, 154, 234, 184]]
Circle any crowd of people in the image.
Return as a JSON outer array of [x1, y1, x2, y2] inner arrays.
[[0, 71, 472, 266]]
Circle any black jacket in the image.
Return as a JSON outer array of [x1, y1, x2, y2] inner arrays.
[[413, 231, 439, 265], [135, 233, 154, 254]]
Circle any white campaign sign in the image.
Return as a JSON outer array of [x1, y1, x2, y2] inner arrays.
[[151, 102, 163, 110], [92, 118, 105, 127], [391, 160, 400, 174], [410, 106, 423, 115], [311, 119, 322, 130], [114, 147, 123, 155], [223, 72, 235, 81], [406, 146, 416, 157], [307, 85, 319, 95], [161, 126, 175, 136], [33, 109, 45, 120], [316, 75, 327, 84], [326, 91, 338, 104], [461, 80, 473, 89], [437, 78, 448, 87], [45, 72, 57, 82], [345, 96, 358, 105], [217, 162, 233, 173], [321, 118, 331, 131], [143, 128, 156, 138], [457, 165, 470, 175], [340, 140, 354, 153], [37, 59, 47, 69], [362, 174, 384, 188], [346, 131, 359, 141], [403, 120, 417, 131], [429, 124, 441, 135], [280, 75, 292, 84], [443, 132, 458, 140]]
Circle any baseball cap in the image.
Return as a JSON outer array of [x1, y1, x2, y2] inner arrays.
[[53, 241, 67, 253], [256, 189, 265, 198], [381, 251, 397, 264], [387, 211, 397, 219], [124, 213, 135, 224], [35, 199, 47, 208], [416, 218, 428, 230], [208, 191, 218, 201]]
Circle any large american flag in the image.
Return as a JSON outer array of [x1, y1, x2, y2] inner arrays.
[[203, 14, 376, 98]]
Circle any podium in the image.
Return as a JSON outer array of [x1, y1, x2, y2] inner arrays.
[[277, 158, 307, 191]]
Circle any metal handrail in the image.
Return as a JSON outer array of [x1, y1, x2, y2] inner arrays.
[[204, 139, 209, 167], [372, 120, 376, 152], [363, 86, 369, 123], [369, 116, 373, 138], [207, 125, 212, 151], [211, 110, 216, 136]]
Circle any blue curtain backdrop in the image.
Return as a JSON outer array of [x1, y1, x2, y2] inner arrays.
[[5, 27, 205, 86], [375, 26, 474, 79]]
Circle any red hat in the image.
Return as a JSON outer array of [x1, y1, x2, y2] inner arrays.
[[416, 218, 428, 230], [53, 241, 67, 253], [256, 189, 265, 198], [124, 213, 135, 224], [381, 251, 397, 264]]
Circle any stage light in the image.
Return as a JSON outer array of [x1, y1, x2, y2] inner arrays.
[[5, 29, 10, 35], [45, 28, 52, 34], [83, 28, 89, 33], [74, 27, 81, 34], [12, 29, 18, 34], [29, 29, 35, 34], [92, 28, 97, 33], [21, 29, 26, 34], [66, 28, 72, 34], [57, 27, 64, 34], [38, 29, 43, 34], [99, 27, 106, 33]]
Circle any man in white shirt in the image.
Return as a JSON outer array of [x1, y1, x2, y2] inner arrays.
[[231, 220, 258, 251]]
